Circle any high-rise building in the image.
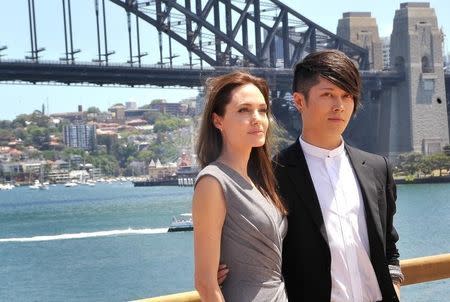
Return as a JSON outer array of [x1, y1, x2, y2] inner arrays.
[[381, 37, 390, 70], [63, 123, 97, 151]]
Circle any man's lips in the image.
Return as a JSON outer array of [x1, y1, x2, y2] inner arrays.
[[328, 117, 345, 122]]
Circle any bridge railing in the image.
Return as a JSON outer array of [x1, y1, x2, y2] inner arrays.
[[132, 253, 450, 302]]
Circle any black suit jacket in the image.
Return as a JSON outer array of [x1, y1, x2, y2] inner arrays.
[[274, 141, 400, 302]]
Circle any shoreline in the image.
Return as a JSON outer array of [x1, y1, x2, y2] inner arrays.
[[395, 175, 450, 184]]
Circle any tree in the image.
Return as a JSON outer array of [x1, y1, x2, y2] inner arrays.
[[153, 116, 188, 133], [0, 129, 14, 144], [136, 150, 155, 162], [151, 99, 166, 105], [143, 111, 162, 124], [30, 110, 50, 127], [113, 143, 138, 168], [87, 106, 101, 114], [27, 125, 50, 150], [42, 150, 58, 161], [12, 114, 29, 128], [0, 120, 12, 129], [424, 153, 450, 176], [87, 154, 119, 176], [443, 145, 450, 156], [395, 152, 423, 176]]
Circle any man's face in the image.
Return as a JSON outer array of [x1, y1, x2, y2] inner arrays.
[[293, 77, 354, 139]]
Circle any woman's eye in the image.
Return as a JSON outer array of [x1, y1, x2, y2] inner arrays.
[[238, 108, 249, 112], [259, 108, 268, 113]]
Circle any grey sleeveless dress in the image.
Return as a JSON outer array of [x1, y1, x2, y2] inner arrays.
[[196, 162, 288, 302]]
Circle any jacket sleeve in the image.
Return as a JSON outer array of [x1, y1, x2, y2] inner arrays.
[[384, 157, 404, 283]]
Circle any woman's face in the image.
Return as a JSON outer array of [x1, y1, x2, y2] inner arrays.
[[213, 83, 269, 152]]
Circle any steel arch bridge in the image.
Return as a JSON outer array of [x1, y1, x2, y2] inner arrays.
[[108, 0, 370, 69], [0, 0, 371, 87], [0, 0, 409, 146]]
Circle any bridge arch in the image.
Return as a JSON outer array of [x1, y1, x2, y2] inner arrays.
[[109, 0, 369, 69]]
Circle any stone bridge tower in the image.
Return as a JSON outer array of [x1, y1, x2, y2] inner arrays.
[[337, 12, 383, 70], [389, 2, 449, 155]]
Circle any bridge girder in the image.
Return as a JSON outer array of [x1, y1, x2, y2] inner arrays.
[[109, 0, 369, 69]]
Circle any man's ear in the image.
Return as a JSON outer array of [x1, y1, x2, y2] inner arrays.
[[212, 113, 223, 131], [292, 92, 306, 113]]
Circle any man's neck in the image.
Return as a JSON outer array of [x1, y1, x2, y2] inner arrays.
[[301, 133, 343, 150]]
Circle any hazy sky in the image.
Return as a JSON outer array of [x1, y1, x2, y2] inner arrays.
[[0, 0, 448, 120]]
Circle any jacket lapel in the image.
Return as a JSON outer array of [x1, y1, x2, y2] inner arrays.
[[283, 142, 328, 243], [345, 145, 384, 247]]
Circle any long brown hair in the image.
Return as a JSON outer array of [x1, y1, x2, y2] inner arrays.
[[197, 71, 286, 214]]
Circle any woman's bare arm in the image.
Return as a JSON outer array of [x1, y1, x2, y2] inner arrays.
[[193, 176, 226, 302]]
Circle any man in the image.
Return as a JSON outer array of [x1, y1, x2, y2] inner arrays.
[[273, 50, 403, 301]]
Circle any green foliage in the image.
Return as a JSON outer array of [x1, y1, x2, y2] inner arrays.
[[151, 99, 166, 105], [143, 111, 162, 124], [97, 134, 117, 154], [395, 152, 423, 176], [62, 148, 86, 159], [423, 153, 450, 176], [0, 129, 14, 144], [87, 106, 101, 114], [136, 150, 156, 163], [30, 110, 50, 127], [87, 154, 119, 176], [113, 143, 138, 168], [42, 150, 58, 161], [146, 134, 178, 163], [12, 114, 29, 128], [395, 152, 450, 177], [153, 116, 189, 133], [443, 145, 450, 156], [27, 125, 50, 150], [0, 120, 12, 129]]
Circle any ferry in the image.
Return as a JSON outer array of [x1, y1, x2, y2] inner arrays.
[[167, 213, 193, 232]]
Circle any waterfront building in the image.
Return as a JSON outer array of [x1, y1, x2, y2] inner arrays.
[[148, 159, 177, 180], [47, 168, 69, 183]]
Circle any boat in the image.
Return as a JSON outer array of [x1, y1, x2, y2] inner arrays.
[[29, 180, 43, 190], [0, 183, 14, 190], [64, 181, 78, 187], [133, 175, 178, 187], [168, 213, 193, 232]]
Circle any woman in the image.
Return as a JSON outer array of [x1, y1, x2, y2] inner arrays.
[[193, 71, 288, 301]]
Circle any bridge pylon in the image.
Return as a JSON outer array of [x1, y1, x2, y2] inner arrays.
[[389, 2, 449, 155]]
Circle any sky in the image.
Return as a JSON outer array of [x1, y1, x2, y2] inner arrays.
[[0, 0, 449, 120]]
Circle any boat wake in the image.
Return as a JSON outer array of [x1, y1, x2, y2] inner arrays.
[[0, 227, 169, 243]]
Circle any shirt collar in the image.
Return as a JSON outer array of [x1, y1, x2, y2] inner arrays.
[[299, 136, 345, 159]]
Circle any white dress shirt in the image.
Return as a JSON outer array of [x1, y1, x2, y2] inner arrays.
[[299, 137, 382, 302]]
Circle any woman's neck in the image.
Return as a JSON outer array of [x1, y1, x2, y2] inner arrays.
[[217, 147, 251, 180]]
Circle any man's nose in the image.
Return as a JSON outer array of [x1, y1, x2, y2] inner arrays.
[[333, 97, 345, 112]]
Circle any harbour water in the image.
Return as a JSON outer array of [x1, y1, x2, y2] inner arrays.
[[0, 182, 449, 301]]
